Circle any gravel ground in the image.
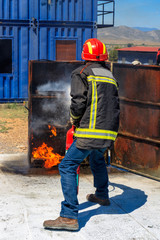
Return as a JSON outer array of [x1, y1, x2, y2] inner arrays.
[[0, 155, 160, 240], [0, 117, 28, 154]]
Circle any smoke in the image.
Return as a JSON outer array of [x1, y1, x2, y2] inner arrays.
[[31, 118, 50, 133], [37, 81, 70, 97], [31, 81, 71, 133], [41, 97, 70, 124]]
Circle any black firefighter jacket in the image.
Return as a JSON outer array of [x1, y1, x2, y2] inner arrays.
[[70, 61, 120, 150]]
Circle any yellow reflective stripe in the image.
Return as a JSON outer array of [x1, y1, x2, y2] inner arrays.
[[93, 82, 97, 129], [89, 81, 98, 129], [88, 75, 114, 80], [102, 42, 106, 54], [87, 75, 118, 88], [74, 134, 116, 140], [89, 81, 95, 129], [70, 111, 81, 120], [87, 42, 93, 54], [76, 128, 117, 134], [74, 128, 118, 141]]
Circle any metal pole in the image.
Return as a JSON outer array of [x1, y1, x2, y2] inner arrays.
[[113, 0, 115, 26], [103, 4, 104, 25]]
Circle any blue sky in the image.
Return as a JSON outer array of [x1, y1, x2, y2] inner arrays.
[[115, 0, 160, 29]]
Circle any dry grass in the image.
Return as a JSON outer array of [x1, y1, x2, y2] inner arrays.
[[0, 104, 28, 153], [0, 103, 28, 120]]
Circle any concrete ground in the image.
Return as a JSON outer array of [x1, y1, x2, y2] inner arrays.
[[0, 154, 160, 240]]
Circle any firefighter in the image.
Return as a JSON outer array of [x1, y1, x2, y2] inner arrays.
[[156, 48, 160, 65], [43, 38, 120, 231]]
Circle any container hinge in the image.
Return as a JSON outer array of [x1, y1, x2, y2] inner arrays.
[[30, 18, 39, 31]]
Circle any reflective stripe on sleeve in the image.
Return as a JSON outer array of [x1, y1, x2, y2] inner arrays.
[[74, 128, 118, 141]]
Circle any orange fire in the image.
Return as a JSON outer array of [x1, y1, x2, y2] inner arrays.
[[32, 125, 64, 169], [32, 142, 63, 168], [48, 125, 57, 137]]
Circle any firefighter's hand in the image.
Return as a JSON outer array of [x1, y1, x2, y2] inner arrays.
[[70, 117, 79, 127]]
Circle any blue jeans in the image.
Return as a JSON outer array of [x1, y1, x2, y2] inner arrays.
[[58, 140, 109, 219]]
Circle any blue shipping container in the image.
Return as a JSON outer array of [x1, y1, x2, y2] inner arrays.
[[0, 0, 98, 102]]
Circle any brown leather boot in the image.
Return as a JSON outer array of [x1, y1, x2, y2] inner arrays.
[[86, 194, 110, 206], [43, 216, 79, 231]]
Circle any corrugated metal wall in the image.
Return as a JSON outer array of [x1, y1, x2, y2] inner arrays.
[[0, 0, 97, 21], [0, 0, 97, 102]]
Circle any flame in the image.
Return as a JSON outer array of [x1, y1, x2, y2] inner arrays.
[[32, 125, 64, 169], [32, 142, 63, 168], [48, 125, 57, 137]]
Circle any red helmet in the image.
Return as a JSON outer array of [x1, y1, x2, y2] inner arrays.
[[81, 38, 108, 61]]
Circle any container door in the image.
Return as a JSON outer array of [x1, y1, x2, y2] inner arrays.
[[111, 63, 160, 181], [56, 40, 76, 61]]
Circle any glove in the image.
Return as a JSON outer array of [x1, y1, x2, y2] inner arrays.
[[70, 117, 80, 128]]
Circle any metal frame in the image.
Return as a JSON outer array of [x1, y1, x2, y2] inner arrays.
[[97, 0, 115, 28]]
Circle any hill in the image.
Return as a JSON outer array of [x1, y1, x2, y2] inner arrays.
[[133, 27, 159, 32], [97, 26, 160, 45]]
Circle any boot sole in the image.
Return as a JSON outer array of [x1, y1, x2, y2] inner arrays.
[[44, 224, 79, 231]]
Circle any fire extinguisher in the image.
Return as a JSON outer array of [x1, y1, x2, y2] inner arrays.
[[66, 125, 80, 194]]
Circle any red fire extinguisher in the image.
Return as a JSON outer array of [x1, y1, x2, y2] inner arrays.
[[66, 125, 80, 194]]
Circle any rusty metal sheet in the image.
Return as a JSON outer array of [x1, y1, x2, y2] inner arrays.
[[112, 136, 160, 180], [119, 101, 160, 140], [112, 64, 160, 180], [113, 63, 160, 103]]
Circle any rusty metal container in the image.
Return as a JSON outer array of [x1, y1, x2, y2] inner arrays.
[[112, 64, 160, 180], [28, 60, 82, 168]]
